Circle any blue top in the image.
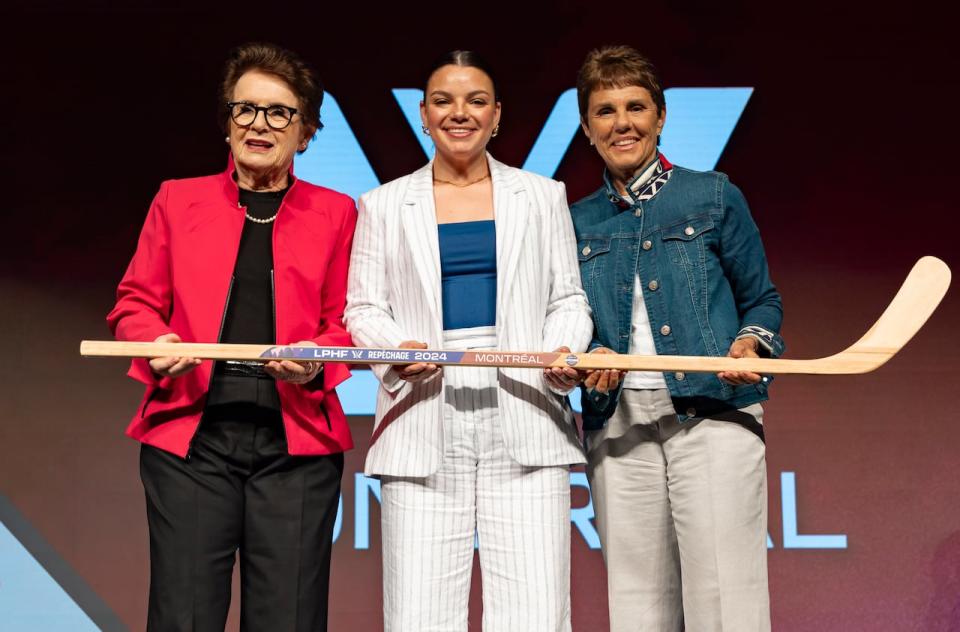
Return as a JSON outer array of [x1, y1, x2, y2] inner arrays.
[[438, 220, 497, 330]]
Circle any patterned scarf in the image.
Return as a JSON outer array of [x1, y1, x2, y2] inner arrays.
[[606, 153, 674, 209]]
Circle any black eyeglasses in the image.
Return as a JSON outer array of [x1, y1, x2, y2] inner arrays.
[[227, 101, 300, 130]]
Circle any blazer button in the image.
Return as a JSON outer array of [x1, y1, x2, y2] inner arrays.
[[684, 226, 695, 236], [642, 240, 653, 250], [648, 280, 659, 291], [581, 245, 591, 256], [675, 371, 685, 381], [660, 324, 671, 336], [685, 407, 697, 417]]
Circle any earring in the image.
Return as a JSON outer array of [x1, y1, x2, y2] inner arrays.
[[225, 136, 230, 143], [492, 124, 500, 138], [421, 125, 431, 136]]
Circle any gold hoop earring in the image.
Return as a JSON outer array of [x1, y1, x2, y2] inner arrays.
[[491, 124, 500, 138]]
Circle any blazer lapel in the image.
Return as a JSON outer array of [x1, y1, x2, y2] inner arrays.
[[490, 155, 528, 328], [401, 162, 444, 328]]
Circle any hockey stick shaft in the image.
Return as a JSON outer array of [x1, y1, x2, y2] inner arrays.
[[80, 256, 950, 375], [70, 340, 915, 374]]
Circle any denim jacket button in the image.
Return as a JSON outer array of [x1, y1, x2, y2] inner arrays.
[[684, 226, 695, 236], [648, 280, 659, 291], [581, 245, 591, 256], [675, 371, 685, 381], [642, 240, 653, 250], [660, 324, 671, 335], [685, 407, 697, 417]]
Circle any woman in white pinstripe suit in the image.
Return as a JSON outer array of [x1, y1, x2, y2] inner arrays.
[[344, 51, 592, 632]]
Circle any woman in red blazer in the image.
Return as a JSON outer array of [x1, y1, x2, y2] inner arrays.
[[107, 43, 355, 632]]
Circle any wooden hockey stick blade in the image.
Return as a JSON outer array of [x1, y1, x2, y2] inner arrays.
[[80, 256, 950, 375], [579, 255, 950, 374]]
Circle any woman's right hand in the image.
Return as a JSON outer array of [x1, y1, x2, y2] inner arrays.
[[396, 340, 442, 383], [582, 347, 626, 394], [148, 333, 202, 378]]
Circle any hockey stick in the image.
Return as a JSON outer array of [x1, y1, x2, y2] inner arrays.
[[80, 256, 950, 375]]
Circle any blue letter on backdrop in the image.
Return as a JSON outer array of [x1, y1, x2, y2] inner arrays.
[[781, 472, 848, 549]]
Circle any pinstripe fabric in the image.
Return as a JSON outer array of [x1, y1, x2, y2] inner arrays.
[[381, 329, 571, 632], [344, 155, 593, 477]]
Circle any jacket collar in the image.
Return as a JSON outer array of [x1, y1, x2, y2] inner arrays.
[[218, 153, 304, 211], [604, 152, 673, 207]]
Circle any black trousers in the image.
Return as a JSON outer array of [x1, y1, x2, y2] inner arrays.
[[140, 404, 344, 632]]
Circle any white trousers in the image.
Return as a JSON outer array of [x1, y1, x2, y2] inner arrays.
[[381, 328, 572, 632], [586, 389, 770, 632]]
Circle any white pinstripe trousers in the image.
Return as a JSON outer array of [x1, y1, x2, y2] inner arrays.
[[381, 328, 572, 632]]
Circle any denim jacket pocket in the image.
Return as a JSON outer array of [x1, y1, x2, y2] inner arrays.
[[577, 237, 614, 322], [660, 214, 717, 273], [577, 237, 612, 281], [661, 215, 716, 243], [577, 237, 612, 262]]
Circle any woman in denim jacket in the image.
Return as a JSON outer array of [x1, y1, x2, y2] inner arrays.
[[570, 46, 783, 632]]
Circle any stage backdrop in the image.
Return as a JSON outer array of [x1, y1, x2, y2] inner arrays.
[[2, 3, 958, 630]]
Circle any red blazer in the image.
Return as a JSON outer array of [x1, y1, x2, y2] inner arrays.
[[108, 165, 357, 457]]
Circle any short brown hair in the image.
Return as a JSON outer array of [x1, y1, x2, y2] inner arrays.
[[219, 42, 324, 137], [576, 45, 665, 120]]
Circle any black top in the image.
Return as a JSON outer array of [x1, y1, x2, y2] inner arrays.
[[220, 187, 286, 344], [206, 186, 287, 410]]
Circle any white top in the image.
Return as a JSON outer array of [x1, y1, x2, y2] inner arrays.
[[608, 156, 669, 390], [623, 274, 668, 389]]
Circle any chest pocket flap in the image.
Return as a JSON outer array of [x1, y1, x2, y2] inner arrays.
[[577, 237, 611, 262], [661, 215, 715, 241]]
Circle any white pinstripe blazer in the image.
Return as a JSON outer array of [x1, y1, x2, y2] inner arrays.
[[344, 155, 593, 477]]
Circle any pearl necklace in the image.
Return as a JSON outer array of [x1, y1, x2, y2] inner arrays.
[[239, 202, 279, 224]]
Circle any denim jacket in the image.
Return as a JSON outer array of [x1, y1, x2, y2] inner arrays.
[[570, 163, 784, 430]]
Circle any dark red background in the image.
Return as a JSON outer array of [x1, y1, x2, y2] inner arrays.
[[3, 2, 958, 630]]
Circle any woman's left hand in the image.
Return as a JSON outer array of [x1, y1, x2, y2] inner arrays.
[[718, 337, 762, 385], [543, 346, 582, 391], [264, 340, 322, 385]]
